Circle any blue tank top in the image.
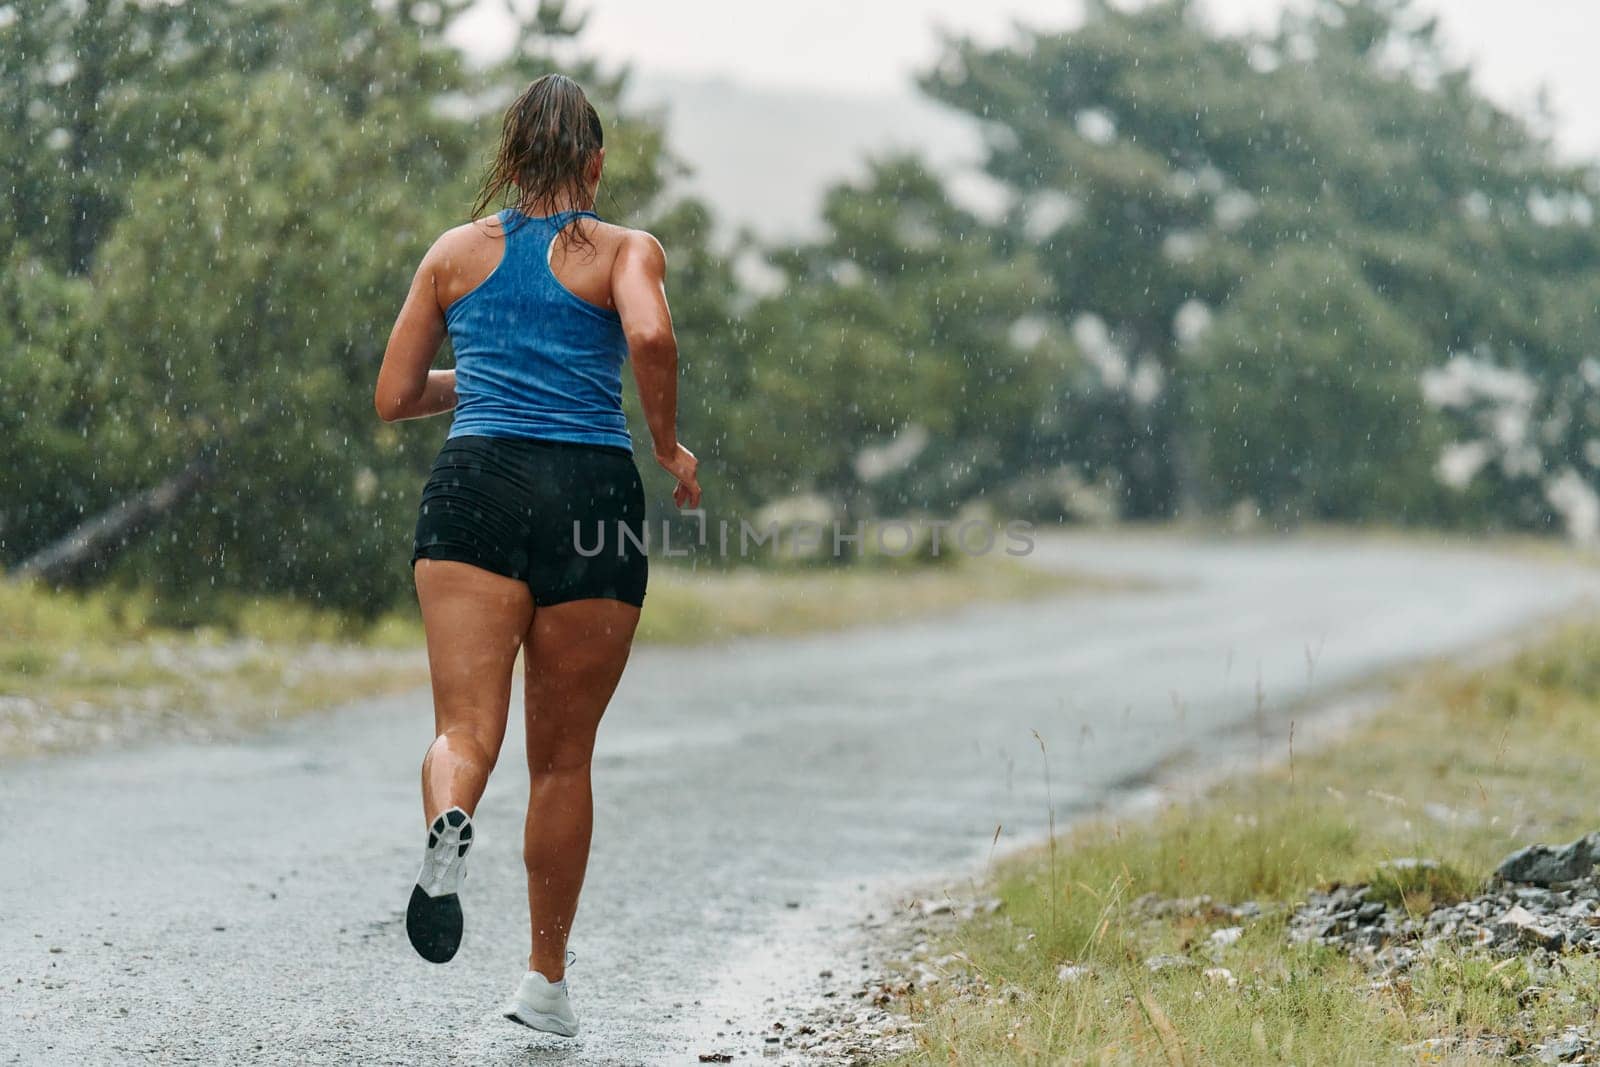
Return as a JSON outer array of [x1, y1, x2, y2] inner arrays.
[[444, 207, 632, 452]]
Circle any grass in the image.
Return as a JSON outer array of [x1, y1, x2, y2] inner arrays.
[[1110, 518, 1600, 570], [0, 554, 1092, 758], [635, 557, 1093, 644], [0, 580, 429, 759], [896, 617, 1600, 1065]]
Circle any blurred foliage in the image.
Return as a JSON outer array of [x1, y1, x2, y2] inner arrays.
[[907, 0, 1600, 524], [0, 0, 734, 615], [3, 0, 1599, 617], [739, 158, 1069, 517]]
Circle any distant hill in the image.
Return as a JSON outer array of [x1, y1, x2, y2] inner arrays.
[[622, 72, 983, 240]]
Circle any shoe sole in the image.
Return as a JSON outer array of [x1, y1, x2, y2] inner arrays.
[[406, 884, 462, 963], [504, 1008, 579, 1038], [406, 809, 473, 964]]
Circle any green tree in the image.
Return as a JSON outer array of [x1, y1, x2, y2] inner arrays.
[[4, 0, 739, 616], [913, 0, 1600, 522], [744, 157, 1070, 516], [1190, 247, 1452, 520], [0, 0, 307, 273], [0, 242, 99, 554]]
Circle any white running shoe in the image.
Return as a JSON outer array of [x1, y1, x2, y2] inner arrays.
[[405, 806, 474, 964], [504, 955, 579, 1037]]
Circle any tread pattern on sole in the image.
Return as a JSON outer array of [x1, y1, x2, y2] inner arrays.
[[406, 807, 474, 964], [406, 884, 462, 964]]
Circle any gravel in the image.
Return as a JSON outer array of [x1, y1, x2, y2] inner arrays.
[[1275, 833, 1600, 1062], [1287, 844, 1600, 968]]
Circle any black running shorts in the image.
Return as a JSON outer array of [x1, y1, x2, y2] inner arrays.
[[411, 434, 648, 607]]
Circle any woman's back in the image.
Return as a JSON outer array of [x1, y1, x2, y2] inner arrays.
[[439, 208, 633, 453]]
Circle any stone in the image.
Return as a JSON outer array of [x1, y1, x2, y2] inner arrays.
[[1143, 954, 1196, 973], [1403, 1037, 1449, 1054], [1209, 926, 1243, 948], [1496, 832, 1600, 887], [1495, 904, 1565, 951], [1135, 894, 1214, 919], [1536, 1028, 1588, 1063], [1056, 964, 1093, 984]]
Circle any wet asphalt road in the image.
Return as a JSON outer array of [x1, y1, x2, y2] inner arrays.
[[4, 533, 1598, 1065]]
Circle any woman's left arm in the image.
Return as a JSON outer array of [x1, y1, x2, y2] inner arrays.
[[375, 245, 456, 422]]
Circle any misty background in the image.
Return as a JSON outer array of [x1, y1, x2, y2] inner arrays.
[[462, 0, 1600, 239]]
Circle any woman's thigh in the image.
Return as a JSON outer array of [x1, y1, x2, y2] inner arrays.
[[414, 558, 535, 750], [522, 598, 641, 772]]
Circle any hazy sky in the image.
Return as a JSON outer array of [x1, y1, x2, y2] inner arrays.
[[454, 0, 1600, 158]]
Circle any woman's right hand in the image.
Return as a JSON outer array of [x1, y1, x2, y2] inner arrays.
[[655, 443, 701, 509]]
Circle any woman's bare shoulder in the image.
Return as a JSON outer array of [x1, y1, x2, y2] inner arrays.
[[435, 214, 504, 251], [423, 215, 503, 266], [419, 215, 508, 309], [601, 224, 665, 268], [600, 222, 660, 248]]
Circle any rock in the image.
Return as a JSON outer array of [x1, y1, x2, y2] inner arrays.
[[1131, 892, 1163, 913], [1495, 905, 1565, 951], [1373, 944, 1418, 974], [1536, 1027, 1589, 1063], [1285, 883, 1415, 954], [1209, 926, 1243, 948], [1056, 964, 1093, 984], [1134, 894, 1214, 919], [1496, 832, 1600, 887], [1143, 954, 1195, 973], [1201, 967, 1238, 988], [1500, 903, 1542, 926], [1353, 926, 1391, 951], [1403, 1037, 1449, 1055]]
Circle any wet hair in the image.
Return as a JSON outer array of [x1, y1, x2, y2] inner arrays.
[[469, 73, 604, 251]]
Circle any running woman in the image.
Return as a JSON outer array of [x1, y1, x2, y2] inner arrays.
[[373, 73, 701, 1036]]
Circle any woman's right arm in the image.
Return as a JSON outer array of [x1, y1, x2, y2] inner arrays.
[[374, 240, 457, 422], [613, 230, 701, 509]]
